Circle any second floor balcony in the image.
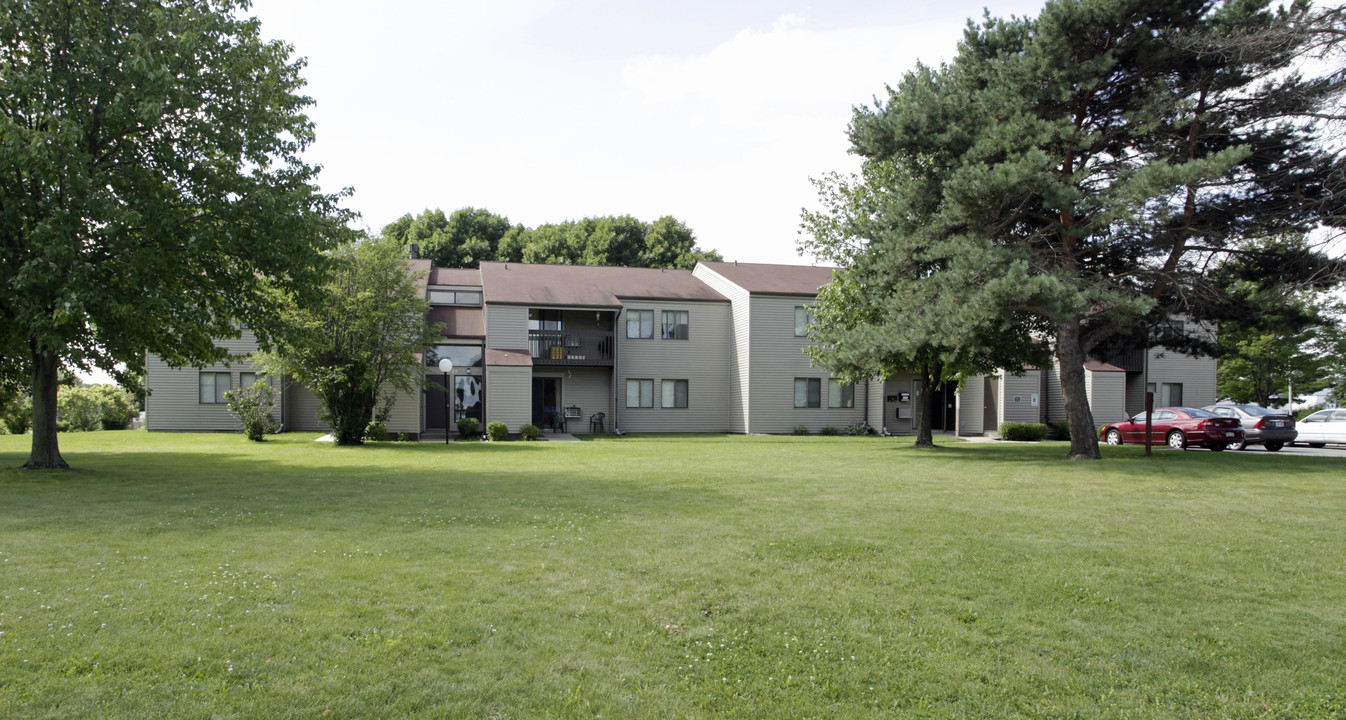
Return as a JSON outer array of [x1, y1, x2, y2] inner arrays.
[[529, 329, 614, 366]]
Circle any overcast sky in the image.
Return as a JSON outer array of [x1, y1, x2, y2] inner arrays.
[[247, 0, 1051, 265]]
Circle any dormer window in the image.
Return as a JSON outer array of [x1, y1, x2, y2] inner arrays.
[[428, 289, 482, 306]]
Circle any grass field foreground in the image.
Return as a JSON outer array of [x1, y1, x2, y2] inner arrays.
[[1, 431, 1344, 718]]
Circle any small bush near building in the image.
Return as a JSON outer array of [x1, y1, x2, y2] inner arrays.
[[486, 421, 509, 442], [791, 425, 810, 436], [1, 396, 32, 435], [224, 383, 279, 441], [520, 424, 541, 441], [1000, 422, 1049, 442], [843, 420, 874, 436], [396, 433, 410, 442], [820, 426, 840, 436], [365, 421, 388, 442], [457, 417, 481, 437], [1049, 420, 1071, 441]]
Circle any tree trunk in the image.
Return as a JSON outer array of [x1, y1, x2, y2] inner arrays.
[[24, 348, 68, 470], [1055, 319, 1101, 460], [912, 361, 937, 448]]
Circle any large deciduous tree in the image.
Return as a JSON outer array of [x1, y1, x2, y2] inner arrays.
[[383, 209, 723, 270], [257, 237, 443, 446], [809, 0, 1344, 459], [0, 0, 351, 468]]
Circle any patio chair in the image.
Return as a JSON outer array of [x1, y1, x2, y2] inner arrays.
[[589, 412, 605, 433]]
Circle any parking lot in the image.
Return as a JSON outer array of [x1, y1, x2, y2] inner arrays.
[[1222, 444, 1346, 458]]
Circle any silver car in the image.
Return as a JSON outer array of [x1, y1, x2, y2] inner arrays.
[[1201, 404, 1297, 451]]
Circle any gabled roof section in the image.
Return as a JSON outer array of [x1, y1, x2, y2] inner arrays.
[[477, 261, 728, 307], [1084, 359, 1126, 372], [698, 261, 836, 296]]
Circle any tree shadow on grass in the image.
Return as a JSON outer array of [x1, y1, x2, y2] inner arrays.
[[0, 445, 733, 535]]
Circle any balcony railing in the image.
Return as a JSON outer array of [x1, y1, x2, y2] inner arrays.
[[529, 329, 614, 366]]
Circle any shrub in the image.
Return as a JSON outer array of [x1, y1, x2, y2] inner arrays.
[[56, 386, 103, 432], [999, 421, 1048, 441], [791, 425, 810, 436], [91, 385, 137, 430], [486, 421, 508, 441], [520, 424, 541, 441], [1, 396, 32, 435], [396, 433, 410, 442], [819, 426, 840, 436], [365, 420, 388, 442], [457, 416, 481, 437], [223, 383, 279, 441], [842, 419, 873, 436], [1049, 420, 1071, 441]]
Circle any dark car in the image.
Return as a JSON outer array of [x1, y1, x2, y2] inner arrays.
[[1200, 404, 1297, 451], [1100, 407, 1244, 451]]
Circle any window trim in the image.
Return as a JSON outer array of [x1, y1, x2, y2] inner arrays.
[[199, 372, 231, 404], [626, 309, 654, 339], [626, 378, 654, 408], [794, 378, 821, 408], [794, 306, 813, 337], [661, 379, 689, 409], [828, 379, 855, 408], [661, 310, 689, 340]]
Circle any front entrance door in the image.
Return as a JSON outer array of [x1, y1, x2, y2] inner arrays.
[[531, 377, 561, 428], [426, 373, 483, 429], [930, 383, 957, 431]]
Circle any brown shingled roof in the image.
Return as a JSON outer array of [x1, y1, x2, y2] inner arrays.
[[698, 261, 835, 296], [1084, 359, 1125, 372], [428, 307, 484, 338], [486, 348, 533, 366], [429, 267, 482, 287], [477, 261, 727, 307]]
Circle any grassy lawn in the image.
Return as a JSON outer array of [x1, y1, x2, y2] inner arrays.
[[1, 432, 1343, 719]]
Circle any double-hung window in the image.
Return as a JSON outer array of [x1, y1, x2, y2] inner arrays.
[[626, 379, 654, 408], [627, 310, 653, 339], [828, 379, 855, 408], [661, 379, 689, 408], [794, 306, 813, 337], [794, 378, 821, 408], [199, 372, 230, 404], [240, 372, 263, 389], [661, 310, 689, 340]]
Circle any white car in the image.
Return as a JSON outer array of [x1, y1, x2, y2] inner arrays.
[[1294, 408, 1346, 447]]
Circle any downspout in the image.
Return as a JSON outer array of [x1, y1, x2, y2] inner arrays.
[[612, 308, 620, 432]]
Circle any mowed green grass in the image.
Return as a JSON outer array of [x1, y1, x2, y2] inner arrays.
[[1, 432, 1343, 719]]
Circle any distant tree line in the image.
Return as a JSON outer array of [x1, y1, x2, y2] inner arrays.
[[381, 208, 723, 270]]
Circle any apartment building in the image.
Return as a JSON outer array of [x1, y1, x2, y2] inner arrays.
[[145, 260, 1215, 437]]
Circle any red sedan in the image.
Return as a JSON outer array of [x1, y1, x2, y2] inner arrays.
[[1100, 407, 1245, 451]]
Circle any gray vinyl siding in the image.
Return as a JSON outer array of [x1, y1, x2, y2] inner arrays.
[[692, 265, 752, 433], [486, 305, 529, 350], [1087, 370, 1128, 424], [744, 296, 865, 433], [616, 299, 730, 433], [533, 367, 613, 433], [145, 331, 280, 432], [284, 381, 328, 432], [865, 379, 884, 430], [1124, 373, 1147, 417], [383, 384, 420, 434], [1042, 364, 1066, 423], [1000, 370, 1042, 424], [1147, 346, 1217, 409], [882, 374, 918, 436], [959, 375, 985, 436], [485, 365, 531, 433]]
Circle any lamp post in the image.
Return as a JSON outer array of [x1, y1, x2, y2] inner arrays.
[[438, 357, 454, 444]]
